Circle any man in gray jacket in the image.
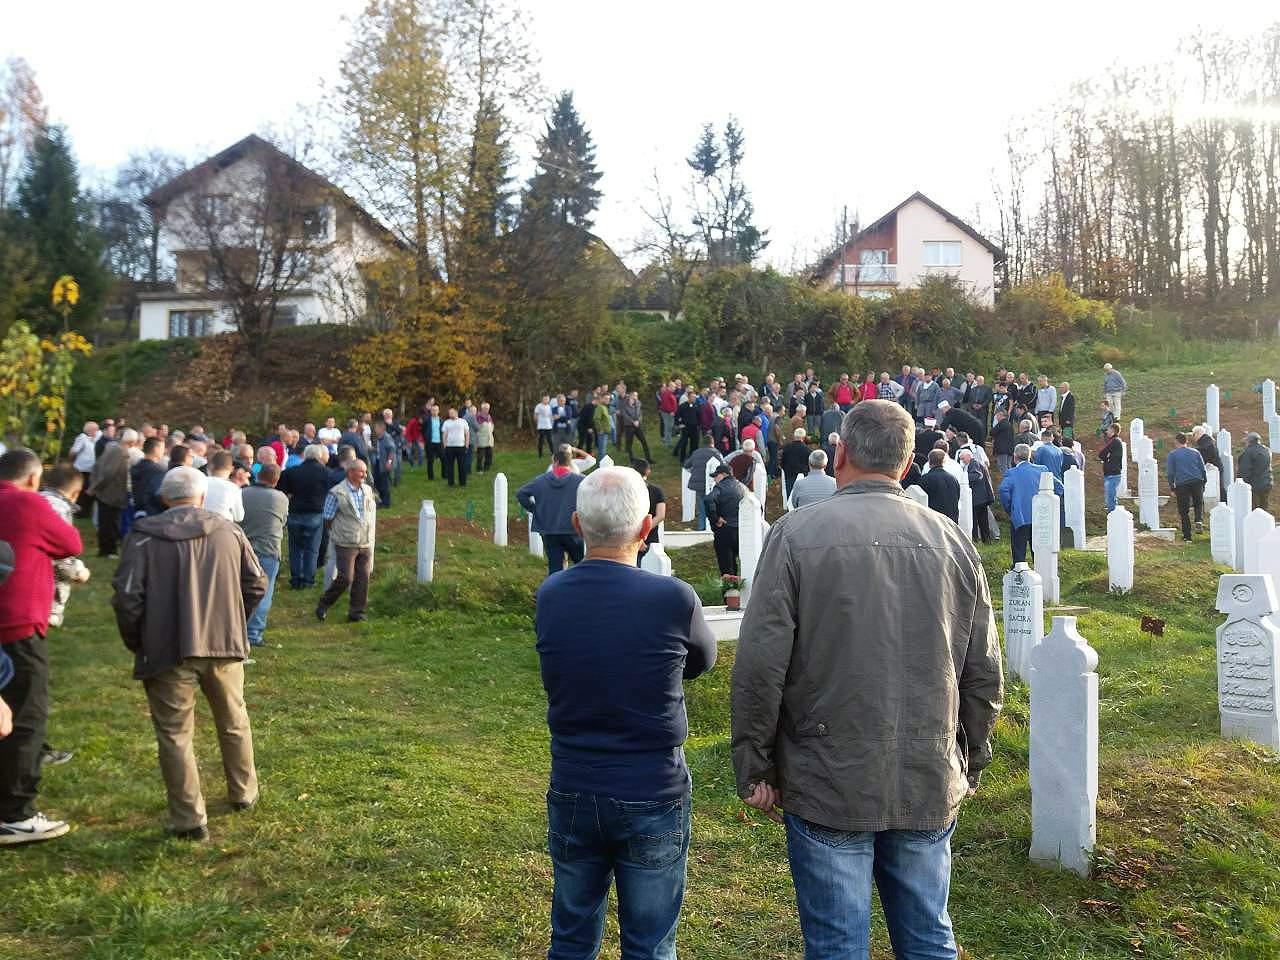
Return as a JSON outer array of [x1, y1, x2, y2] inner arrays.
[[617, 390, 652, 461], [1102, 363, 1127, 417], [1237, 431, 1273, 510], [731, 399, 1003, 958]]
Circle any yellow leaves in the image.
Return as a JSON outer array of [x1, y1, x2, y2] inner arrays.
[[0, 320, 85, 460]]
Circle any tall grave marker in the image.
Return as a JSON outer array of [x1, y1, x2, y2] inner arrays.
[[1107, 505, 1134, 593], [492, 473, 508, 547], [1214, 574, 1280, 751], [1032, 471, 1061, 604], [1064, 466, 1086, 549], [1002, 562, 1044, 681]]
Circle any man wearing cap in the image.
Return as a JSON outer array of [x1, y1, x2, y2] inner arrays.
[[1238, 432, 1274, 511], [780, 429, 811, 504], [704, 463, 746, 575]]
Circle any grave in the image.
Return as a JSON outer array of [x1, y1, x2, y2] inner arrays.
[[958, 477, 973, 541], [1219, 429, 1235, 488], [492, 473, 508, 547], [1106, 505, 1134, 593], [663, 528, 715, 550], [1206, 383, 1220, 433], [528, 514, 544, 558], [752, 461, 767, 505], [1064, 466, 1086, 549], [1137, 458, 1160, 530], [1129, 418, 1144, 460], [1029, 616, 1099, 878], [1204, 464, 1221, 512], [1117, 440, 1130, 498], [701, 605, 743, 641], [1134, 435, 1154, 464], [1229, 479, 1253, 571], [903, 484, 929, 507], [738, 491, 766, 607], [1214, 574, 1280, 750], [1002, 562, 1044, 681], [416, 500, 436, 584], [1032, 471, 1061, 604], [640, 542, 673, 577], [1264, 378, 1277, 422], [1271, 416, 1280, 453], [1242, 508, 1275, 574], [598, 454, 614, 469], [680, 467, 695, 522], [1210, 503, 1236, 565]]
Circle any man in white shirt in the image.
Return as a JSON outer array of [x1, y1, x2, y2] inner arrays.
[[69, 421, 99, 511], [533, 395, 554, 459], [203, 451, 245, 522], [318, 417, 341, 452], [440, 408, 470, 487]]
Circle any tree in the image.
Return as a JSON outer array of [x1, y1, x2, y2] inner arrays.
[[13, 126, 107, 334], [688, 118, 768, 267], [523, 91, 602, 231], [98, 149, 185, 286], [0, 56, 46, 209], [636, 169, 703, 318]]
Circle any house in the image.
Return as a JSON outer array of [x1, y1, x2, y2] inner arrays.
[[811, 192, 1003, 305], [137, 135, 403, 340]]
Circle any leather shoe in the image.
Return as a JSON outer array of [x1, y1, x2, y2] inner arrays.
[[315, 605, 327, 622]]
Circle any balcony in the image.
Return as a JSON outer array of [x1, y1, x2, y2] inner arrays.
[[833, 263, 898, 285]]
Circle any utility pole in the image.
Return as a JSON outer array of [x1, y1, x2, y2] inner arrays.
[[839, 206, 848, 291]]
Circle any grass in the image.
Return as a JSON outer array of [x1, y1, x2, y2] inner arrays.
[[6, 354, 1280, 959]]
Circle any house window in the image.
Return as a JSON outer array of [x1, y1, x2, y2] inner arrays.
[[169, 310, 213, 338], [301, 205, 331, 241], [922, 241, 962, 267], [859, 248, 891, 282], [195, 194, 231, 224], [858, 289, 891, 300], [274, 305, 299, 328]]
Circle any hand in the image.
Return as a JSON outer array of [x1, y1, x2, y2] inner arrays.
[[716, 518, 726, 528], [0, 696, 11, 738], [744, 782, 783, 823]]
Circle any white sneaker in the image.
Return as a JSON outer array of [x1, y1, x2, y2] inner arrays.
[[0, 812, 71, 845]]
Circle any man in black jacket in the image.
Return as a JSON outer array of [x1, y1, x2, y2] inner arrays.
[[704, 463, 746, 575], [990, 411, 1015, 472], [1238, 432, 1274, 510], [780, 429, 812, 504], [919, 449, 960, 523], [1194, 426, 1224, 500], [278, 445, 331, 588], [673, 389, 701, 461], [130, 437, 168, 518], [939, 402, 986, 445], [966, 375, 993, 430], [1058, 382, 1076, 441]]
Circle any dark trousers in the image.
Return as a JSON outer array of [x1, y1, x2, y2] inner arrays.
[[477, 446, 493, 472], [542, 533, 584, 577], [97, 502, 122, 556], [538, 429, 554, 458], [320, 545, 371, 618], [0, 635, 49, 820], [712, 522, 740, 575], [372, 465, 392, 508], [973, 504, 993, 542], [78, 472, 95, 518], [1174, 482, 1205, 540], [1256, 488, 1271, 511], [1011, 524, 1032, 564], [287, 511, 324, 587], [623, 424, 652, 461], [674, 426, 698, 461], [443, 447, 467, 486], [426, 442, 444, 479]]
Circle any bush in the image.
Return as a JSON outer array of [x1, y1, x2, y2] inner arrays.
[[995, 274, 1115, 347]]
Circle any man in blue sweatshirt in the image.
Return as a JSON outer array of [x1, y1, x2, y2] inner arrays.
[[517, 445, 586, 577], [1166, 432, 1208, 541], [536, 466, 717, 960], [999, 444, 1062, 564]]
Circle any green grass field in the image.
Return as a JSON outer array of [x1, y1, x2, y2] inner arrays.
[[6, 350, 1280, 959]]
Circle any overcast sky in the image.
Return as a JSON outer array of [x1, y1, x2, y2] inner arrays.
[[5, 1, 1273, 268]]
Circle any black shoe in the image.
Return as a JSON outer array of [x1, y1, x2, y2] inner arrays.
[[315, 605, 327, 622], [231, 798, 257, 813], [347, 614, 367, 623], [40, 749, 73, 768], [166, 824, 209, 842]]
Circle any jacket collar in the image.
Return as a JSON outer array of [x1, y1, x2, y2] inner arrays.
[[835, 478, 904, 497]]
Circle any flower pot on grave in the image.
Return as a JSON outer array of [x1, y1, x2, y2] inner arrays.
[[723, 590, 741, 611]]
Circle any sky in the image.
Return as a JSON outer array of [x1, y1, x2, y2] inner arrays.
[[5, 0, 1275, 270]]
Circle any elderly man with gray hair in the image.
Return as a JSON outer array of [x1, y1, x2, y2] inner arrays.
[[788, 448, 836, 508], [88, 427, 140, 557], [535, 466, 717, 959], [111, 466, 267, 841], [732, 399, 1003, 959]]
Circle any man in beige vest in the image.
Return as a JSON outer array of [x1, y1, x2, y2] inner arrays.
[[317, 459, 377, 623]]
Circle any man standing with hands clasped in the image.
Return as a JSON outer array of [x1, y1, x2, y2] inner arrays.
[[731, 400, 1003, 960]]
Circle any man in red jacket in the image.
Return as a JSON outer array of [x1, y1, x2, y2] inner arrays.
[[0, 448, 83, 845]]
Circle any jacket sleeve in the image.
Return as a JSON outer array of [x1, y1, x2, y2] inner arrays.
[[998, 472, 1013, 513], [238, 529, 268, 613], [35, 494, 82, 561], [111, 536, 148, 651], [959, 557, 1004, 783], [516, 477, 538, 512], [683, 594, 718, 680], [731, 527, 798, 796]]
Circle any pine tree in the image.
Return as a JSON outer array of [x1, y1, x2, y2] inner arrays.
[[14, 125, 106, 334], [454, 95, 514, 289], [523, 91, 602, 230]]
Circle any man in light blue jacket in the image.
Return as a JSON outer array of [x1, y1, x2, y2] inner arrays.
[[999, 444, 1062, 564]]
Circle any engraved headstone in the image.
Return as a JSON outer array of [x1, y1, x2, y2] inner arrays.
[[1210, 503, 1236, 565], [1204, 464, 1221, 512], [1032, 471, 1061, 604], [1002, 562, 1044, 681], [1129, 418, 1144, 461], [528, 514, 543, 559], [1107, 505, 1134, 593], [417, 500, 436, 583], [1137, 458, 1160, 530], [1214, 574, 1280, 750], [1264, 378, 1277, 422], [1029, 616, 1099, 878], [492, 473, 508, 547], [1219, 429, 1235, 488], [1117, 440, 1130, 498]]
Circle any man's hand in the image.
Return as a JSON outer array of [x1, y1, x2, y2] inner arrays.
[[0, 696, 12, 738], [716, 518, 726, 528], [744, 782, 783, 823]]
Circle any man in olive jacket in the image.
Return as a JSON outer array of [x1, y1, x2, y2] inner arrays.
[[112, 467, 266, 841], [731, 399, 1003, 959]]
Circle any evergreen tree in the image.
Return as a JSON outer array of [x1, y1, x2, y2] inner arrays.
[[523, 91, 602, 231], [687, 117, 768, 267], [455, 96, 514, 289], [14, 126, 106, 333]]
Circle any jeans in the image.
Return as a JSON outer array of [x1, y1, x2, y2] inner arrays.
[[372, 464, 392, 508], [288, 511, 324, 587], [660, 411, 674, 444], [1011, 523, 1032, 564], [247, 554, 280, 645], [547, 787, 691, 960], [596, 432, 609, 460], [785, 813, 957, 960], [1104, 473, 1121, 513], [542, 533, 584, 577]]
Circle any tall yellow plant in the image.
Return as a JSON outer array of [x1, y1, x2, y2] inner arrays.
[[0, 321, 92, 460]]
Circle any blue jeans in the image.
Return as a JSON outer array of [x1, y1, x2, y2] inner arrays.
[[786, 813, 957, 960], [596, 432, 609, 460], [547, 787, 691, 960], [1104, 473, 1121, 513], [247, 554, 280, 646], [287, 512, 323, 587]]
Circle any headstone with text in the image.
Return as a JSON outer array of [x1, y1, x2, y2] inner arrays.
[[1264, 378, 1277, 422], [1219, 429, 1235, 488], [1137, 457, 1160, 530], [1107, 505, 1134, 593], [1002, 562, 1043, 681], [1205, 464, 1221, 512], [738, 491, 766, 608], [1214, 574, 1280, 751], [1129, 418, 1145, 462], [1032, 471, 1061, 604]]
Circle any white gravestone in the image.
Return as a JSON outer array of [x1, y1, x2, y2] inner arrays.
[[1002, 563, 1044, 682], [1107, 505, 1134, 594], [1032, 471, 1061, 604], [492, 473, 508, 547], [1134, 436, 1154, 464], [1229, 479, 1254, 571], [1029, 615, 1099, 878], [1117, 440, 1130, 498], [752, 461, 767, 505], [598, 454, 614, 470], [417, 500, 436, 583], [640, 542, 673, 577], [738, 491, 766, 608], [1129, 419, 1144, 461], [1255, 526, 1280, 598], [1205, 464, 1221, 512], [1064, 466, 1085, 549], [1137, 458, 1160, 530], [680, 467, 694, 523], [528, 514, 544, 558], [903, 484, 928, 507], [1206, 383, 1220, 434], [958, 477, 973, 541], [1214, 574, 1280, 750], [1270, 416, 1280, 453], [1210, 503, 1236, 565], [1243, 508, 1275, 574], [1264, 378, 1277, 422], [1219, 429, 1234, 488]]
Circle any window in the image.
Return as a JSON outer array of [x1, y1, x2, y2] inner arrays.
[[859, 248, 891, 282], [301, 205, 331, 241], [195, 194, 231, 223], [858, 289, 891, 300], [274, 305, 299, 328], [169, 310, 214, 338], [922, 241, 962, 267]]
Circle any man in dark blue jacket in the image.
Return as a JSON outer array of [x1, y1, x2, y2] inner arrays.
[[517, 445, 586, 577], [1166, 432, 1208, 541], [536, 466, 716, 960]]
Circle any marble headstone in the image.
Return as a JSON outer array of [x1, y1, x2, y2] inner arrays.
[[1117, 440, 1130, 498], [958, 475, 973, 541], [1214, 574, 1280, 750], [738, 491, 766, 607], [598, 454, 614, 470], [1229, 479, 1252, 572], [680, 467, 694, 522], [1204, 464, 1221, 511], [1206, 383, 1220, 433], [1219, 429, 1235, 488], [1002, 562, 1044, 681], [1210, 502, 1236, 565], [1064, 466, 1085, 549], [640, 542, 673, 577], [1129, 418, 1144, 460], [1264, 378, 1277, 422], [1243, 508, 1276, 574], [528, 514, 544, 559], [1106, 505, 1134, 593], [416, 500, 436, 584], [1137, 458, 1160, 530], [752, 461, 767, 505], [492, 473, 508, 547], [1032, 471, 1061, 604]]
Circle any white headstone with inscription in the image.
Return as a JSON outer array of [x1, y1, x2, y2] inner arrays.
[[1064, 466, 1085, 549], [680, 467, 694, 522], [1243, 508, 1275, 574], [1129, 418, 1144, 461], [1137, 457, 1160, 529], [1205, 464, 1221, 512], [1214, 574, 1280, 751], [1032, 471, 1061, 604], [416, 500, 436, 584], [1206, 384, 1220, 433], [640, 542, 673, 577], [1229, 479, 1252, 571], [1029, 616, 1099, 878], [1134, 435, 1154, 464], [1107, 505, 1134, 593], [738, 491, 766, 608], [958, 476, 973, 541], [492, 473, 508, 547], [1210, 503, 1236, 565], [1002, 563, 1044, 681]]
